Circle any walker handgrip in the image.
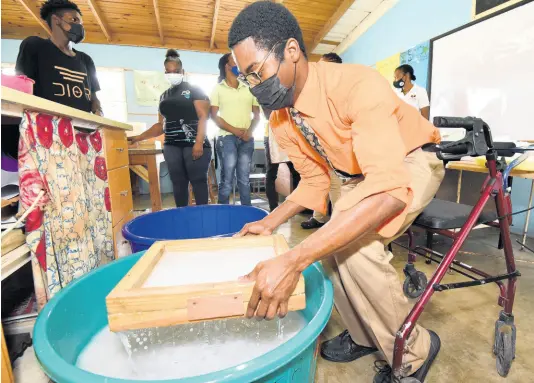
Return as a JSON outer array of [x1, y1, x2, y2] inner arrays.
[[439, 143, 469, 155], [433, 116, 476, 128], [493, 142, 517, 158]]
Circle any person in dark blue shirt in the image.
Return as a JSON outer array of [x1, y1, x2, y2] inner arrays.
[[129, 49, 212, 207]]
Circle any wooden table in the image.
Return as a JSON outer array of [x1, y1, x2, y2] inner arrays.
[[447, 160, 534, 249], [129, 148, 164, 212], [448, 161, 534, 179]]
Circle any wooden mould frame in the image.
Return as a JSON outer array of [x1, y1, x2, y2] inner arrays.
[[106, 235, 306, 332]]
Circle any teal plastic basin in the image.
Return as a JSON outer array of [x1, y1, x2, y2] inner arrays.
[[33, 252, 334, 383]]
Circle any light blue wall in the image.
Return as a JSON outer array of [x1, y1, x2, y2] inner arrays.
[[341, 0, 471, 66], [340, 0, 533, 237]]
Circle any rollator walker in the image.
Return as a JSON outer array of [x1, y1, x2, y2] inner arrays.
[[391, 116, 526, 382]]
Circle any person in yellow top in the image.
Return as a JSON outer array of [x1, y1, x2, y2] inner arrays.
[[210, 53, 261, 205]]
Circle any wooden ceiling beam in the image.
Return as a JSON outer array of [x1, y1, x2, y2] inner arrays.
[[16, 0, 51, 36], [86, 0, 112, 42], [209, 0, 221, 50], [310, 0, 354, 53], [321, 40, 340, 46], [152, 0, 164, 45]]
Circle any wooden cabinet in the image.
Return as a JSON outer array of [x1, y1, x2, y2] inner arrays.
[[0, 88, 135, 381], [103, 128, 129, 170], [1, 87, 135, 262], [102, 128, 134, 259], [1, 326, 13, 383], [107, 165, 133, 225], [113, 211, 134, 259]]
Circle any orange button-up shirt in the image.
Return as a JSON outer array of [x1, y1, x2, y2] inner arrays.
[[270, 62, 440, 237]]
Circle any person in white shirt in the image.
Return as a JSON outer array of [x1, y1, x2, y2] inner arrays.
[[393, 64, 430, 120]]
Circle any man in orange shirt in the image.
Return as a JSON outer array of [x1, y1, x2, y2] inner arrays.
[[230, 2, 444, 382]]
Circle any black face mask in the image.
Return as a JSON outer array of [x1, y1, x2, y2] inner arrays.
[[250, 63, 296, 110], [60, 20, 85, 44], [393, 77, 405, 89]]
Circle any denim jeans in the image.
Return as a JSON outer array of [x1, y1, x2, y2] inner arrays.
[[217, 135, 255, 205]]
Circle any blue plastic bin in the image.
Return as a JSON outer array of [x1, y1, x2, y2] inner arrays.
[[123, 205, 268, 252], [33, 251, 334, 383]]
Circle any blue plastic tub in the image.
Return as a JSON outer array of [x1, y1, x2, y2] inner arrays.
[[33, 251, 334, 383], [123, 205, 269, 252]]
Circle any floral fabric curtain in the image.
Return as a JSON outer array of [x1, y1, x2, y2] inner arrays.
[[18, 111, 113, 306]]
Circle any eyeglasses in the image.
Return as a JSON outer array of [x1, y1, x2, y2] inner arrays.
[[237, 42, 283, 88]]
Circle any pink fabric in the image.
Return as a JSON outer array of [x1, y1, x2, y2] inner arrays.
[[18, 111, 113, 298]]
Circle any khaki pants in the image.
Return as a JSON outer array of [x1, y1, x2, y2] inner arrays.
[[313, 170, 343, 223], [326, 149, 445, 374]]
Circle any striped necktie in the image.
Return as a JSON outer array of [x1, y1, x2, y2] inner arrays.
[[289, 107, 359, 180]]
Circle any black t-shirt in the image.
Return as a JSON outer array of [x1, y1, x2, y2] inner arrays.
[[15, 37, 100, 113], [159, 82, 210, 147]]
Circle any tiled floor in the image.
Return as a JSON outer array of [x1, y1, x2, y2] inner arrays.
[[12, 346, 51, 383], [14, 193, 534, 382]]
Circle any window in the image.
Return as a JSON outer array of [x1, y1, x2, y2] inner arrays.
[[187, 73, 219, 139], [95, 68, 127, 122], [1, 64, 16, 75]]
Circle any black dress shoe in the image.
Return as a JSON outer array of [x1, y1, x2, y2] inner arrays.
[[301, 217, 325, 230], [373, 330, 441, 383], [321, 330, 378, 363]]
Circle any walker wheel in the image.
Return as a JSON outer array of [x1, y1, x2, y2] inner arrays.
[[403, 271, 427, 299], [494, 321, 516, 377]]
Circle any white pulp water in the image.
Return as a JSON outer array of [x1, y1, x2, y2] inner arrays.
[[76, 313, 306, 380], [143, 247, 277, 288]]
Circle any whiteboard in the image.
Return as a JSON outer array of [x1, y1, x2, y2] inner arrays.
[[430, 1, 534, 142]]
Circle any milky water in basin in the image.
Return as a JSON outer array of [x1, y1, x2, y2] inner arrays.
[[76, 245, 307, 380], [76, 314, 306, 380]]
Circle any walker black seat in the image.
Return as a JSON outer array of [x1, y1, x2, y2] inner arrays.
[[414, 199, 497, 230]]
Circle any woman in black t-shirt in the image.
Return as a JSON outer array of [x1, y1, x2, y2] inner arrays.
[[129, 50, 212, 207]]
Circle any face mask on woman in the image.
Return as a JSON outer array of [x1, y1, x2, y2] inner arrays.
[[166, 73, 184, 86], [393, 76, 405, 89]]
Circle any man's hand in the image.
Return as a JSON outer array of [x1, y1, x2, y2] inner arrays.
[[240, 129, 253, 142], [127, 136, 138, 145], [234, 220, 273, 237], [240, 255, 301, 320], [192, 142, 204, 160]]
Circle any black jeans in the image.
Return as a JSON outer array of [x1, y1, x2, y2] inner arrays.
[[163, 145, 212, 207], [264, 137, 300, 212]]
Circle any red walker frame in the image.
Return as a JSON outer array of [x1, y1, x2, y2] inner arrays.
[[390, 117, 521, 380]]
